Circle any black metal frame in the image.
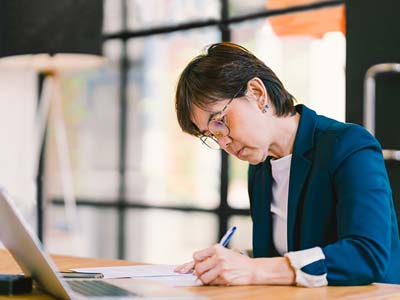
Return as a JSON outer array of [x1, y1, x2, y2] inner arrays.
[[46, 0, 344, 259]]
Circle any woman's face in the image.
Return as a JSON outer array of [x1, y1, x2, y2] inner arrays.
[[191, 88, 273, 165]]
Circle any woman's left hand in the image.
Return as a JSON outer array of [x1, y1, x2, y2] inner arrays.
[[193, 244, 255, 285]]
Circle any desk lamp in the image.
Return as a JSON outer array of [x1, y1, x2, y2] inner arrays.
[[0, 0, 104, 240]]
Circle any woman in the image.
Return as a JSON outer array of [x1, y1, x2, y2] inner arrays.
[[173, 42, 400, 287]]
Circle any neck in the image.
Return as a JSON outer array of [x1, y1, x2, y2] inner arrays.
[[269, 112, 300, 159]]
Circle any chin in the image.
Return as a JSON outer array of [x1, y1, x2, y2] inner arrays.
[[246, 152, 268, 165], [241, 155, 262, 165], [232, 148, 266, 165], [248, 159, 263, 165]]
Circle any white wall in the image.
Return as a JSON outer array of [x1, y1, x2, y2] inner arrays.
[[0, 68, 37, 232]]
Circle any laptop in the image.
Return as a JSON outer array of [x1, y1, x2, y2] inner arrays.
[[0, 189, 201, 300]]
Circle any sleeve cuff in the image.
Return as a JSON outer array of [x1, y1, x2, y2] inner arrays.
[[284, 247, 328, 287]]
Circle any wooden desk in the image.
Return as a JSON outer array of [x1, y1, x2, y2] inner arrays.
[[0, 249, 399, 300]]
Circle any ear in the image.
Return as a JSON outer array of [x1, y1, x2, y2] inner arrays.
[[246, 77, 268, 111]]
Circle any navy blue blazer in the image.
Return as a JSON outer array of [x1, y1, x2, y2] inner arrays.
[[248, 104, 400, 285]]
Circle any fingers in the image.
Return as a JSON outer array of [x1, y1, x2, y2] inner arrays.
[[194, 245, 227, 285], [193, 244, 221, 262], [196, 262, 222, 285], [178, 245, 240, 286], [194, 253, 218, 276], [174, 260, 195, 273], [174, 244, 222, 274]]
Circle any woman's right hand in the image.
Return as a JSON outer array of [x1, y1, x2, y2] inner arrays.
[[174, 249, 248, 274], [174, 260, 195, 274]]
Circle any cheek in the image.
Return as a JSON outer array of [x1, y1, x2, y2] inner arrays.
[[229, 112, 265, 146]]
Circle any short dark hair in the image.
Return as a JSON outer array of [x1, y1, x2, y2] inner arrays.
[[175, 42, 296, 136]]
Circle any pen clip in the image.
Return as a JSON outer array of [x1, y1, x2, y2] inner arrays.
[[60, 271, 104, 279]]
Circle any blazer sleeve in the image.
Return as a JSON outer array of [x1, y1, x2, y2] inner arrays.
[[319, 125, 392, 285]]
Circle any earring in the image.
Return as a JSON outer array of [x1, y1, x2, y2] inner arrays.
[[259, 96, 268, 113]]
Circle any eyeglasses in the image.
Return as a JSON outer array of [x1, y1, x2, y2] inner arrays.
[[199, 86, 244, 150]]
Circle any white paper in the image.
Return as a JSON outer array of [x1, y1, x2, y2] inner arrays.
[[131, 275, 202, 287], [71, 265, 202, 287]]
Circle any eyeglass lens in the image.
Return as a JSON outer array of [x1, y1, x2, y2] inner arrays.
[[208, 120, 229, 139]]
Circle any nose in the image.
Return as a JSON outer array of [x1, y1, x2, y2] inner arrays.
[[217, 135, 232, 149]]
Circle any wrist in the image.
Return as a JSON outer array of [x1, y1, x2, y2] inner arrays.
[[251, 257, 295, 285]]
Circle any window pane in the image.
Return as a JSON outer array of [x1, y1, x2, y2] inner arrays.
[[46, 40, 122, 202], [127, 0, 220, 30], [231, 13, 345, 120], [228, 11, 345, 209], [229, 0, 267, 17], [103, 0, 123, 33], [125, 28, 221, 208], [228, 215, 252, 252], [46, 205, 118, 258], [125, 209, 218, 264]]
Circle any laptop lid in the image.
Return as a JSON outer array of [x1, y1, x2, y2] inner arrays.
[[0, 189, 73, 300]]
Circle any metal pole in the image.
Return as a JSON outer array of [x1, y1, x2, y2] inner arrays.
[[363, 63, 400, 161], [117, 0, 129, 259], [218, 0, 231, 242]]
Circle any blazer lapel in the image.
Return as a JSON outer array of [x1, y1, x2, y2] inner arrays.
[[287, 105, 317, 251]]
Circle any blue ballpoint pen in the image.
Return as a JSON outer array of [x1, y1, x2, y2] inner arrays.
[[219, 226, 237, 247], [178, 226, 237, 274]]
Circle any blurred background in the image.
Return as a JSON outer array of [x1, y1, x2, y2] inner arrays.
[[0, 0, 398, 265]]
